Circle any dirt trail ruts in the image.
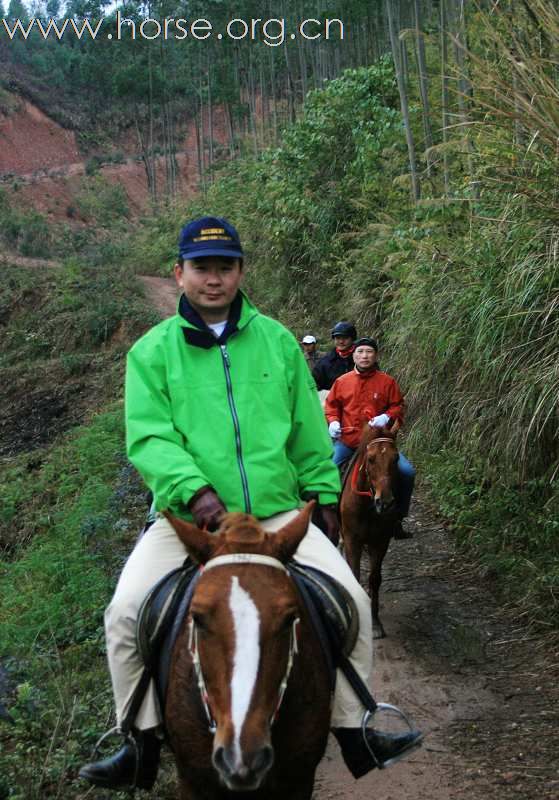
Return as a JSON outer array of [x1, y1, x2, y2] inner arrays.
[[1, 253, 61, 269], [315, 504, 493, 800], [141, 277, 559, 800], [139, 274, 179, 317]]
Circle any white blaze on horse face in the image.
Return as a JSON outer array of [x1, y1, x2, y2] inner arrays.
[[229, 576, 261, 768]]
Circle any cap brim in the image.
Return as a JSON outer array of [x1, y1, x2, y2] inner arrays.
[[179, 247, 244, 260]]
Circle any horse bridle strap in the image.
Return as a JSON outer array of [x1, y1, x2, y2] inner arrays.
[[351, 460, 374, 498], [202, 553, 288, 573], [351, 438, 397, 498]]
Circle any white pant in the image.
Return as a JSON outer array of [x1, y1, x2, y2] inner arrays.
[[105, 511, 373, 730]]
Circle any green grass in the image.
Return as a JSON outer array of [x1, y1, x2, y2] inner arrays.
[[1, 257, 158, 370], [0, 408, 148, 799], [0, 251, 159, 797], [412, 444, 559, 627]]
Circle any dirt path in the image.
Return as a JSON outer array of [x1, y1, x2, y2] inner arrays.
[[139, 274, 179, 317], [140, 277, 559, 800], [315, 502, 488, 800], [1, 252, 61, 269], [315, 498, 558, 800]]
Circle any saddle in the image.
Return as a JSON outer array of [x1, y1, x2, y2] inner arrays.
[[136, 560, 358, 714]]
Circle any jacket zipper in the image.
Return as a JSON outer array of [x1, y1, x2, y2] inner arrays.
[[220, 345, 251, 513]]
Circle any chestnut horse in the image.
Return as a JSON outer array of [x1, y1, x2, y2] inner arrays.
[[339, 425, 400, 639], [163, 502, 331, 800]]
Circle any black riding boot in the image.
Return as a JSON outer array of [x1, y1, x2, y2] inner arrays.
[[334, 726, 422, 778], [393, 516, 413, 540], [79, 728, 161, 790]]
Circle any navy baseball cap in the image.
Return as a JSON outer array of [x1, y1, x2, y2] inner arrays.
[[331, 321, 357, 339], [178, 216, 244, 261]]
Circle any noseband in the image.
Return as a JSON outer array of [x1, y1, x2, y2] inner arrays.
[[188, 554, 300, 735], [350, 437, 397, 499]]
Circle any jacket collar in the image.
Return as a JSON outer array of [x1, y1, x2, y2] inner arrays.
[[354, 365, 379, 377], [335, 345, 355, 357], [178, 290, 257, 349]]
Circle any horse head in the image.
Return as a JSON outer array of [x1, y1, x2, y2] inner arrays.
[[164, 502, 315, 792], [358, 426, 399, 514]]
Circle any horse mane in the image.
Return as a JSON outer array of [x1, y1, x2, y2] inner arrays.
[[354, 424, 396, 460], [217, 512, 266, 545]]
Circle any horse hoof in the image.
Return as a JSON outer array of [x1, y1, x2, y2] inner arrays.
[[373, 621, 386, 639]]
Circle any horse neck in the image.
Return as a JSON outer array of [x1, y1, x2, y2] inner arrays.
[[353, 454, 372, 494], [278, 599, 331, 721]]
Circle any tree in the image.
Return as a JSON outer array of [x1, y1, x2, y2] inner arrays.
[[385, 0, 421, 201]]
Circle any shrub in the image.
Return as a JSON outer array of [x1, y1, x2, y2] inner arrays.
[[75, 175, 129, 226]]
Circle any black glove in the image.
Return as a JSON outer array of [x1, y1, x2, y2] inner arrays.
[[302, 492, 340, 546], [315, 504, 340, 547], [187, 486, 227, 532]]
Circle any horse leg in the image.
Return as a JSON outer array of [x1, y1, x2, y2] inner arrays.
[[367, 534, 390, 639], [288, 776, 316, 800], [177, 775, 223, 800], [342, 522, 363, 583]]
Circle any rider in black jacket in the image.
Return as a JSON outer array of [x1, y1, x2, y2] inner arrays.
[[312, 321, 357, 390]]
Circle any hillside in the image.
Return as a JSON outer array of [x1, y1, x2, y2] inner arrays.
[[0, 89, 230, 224]]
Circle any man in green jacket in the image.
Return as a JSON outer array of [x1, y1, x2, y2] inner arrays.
[[79, 217, 421, 791]]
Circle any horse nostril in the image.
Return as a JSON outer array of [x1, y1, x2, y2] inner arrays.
[[250, 745, 274, 775], [213, 746, 232, 776]]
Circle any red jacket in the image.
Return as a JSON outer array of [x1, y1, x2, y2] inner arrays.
[[324, 367, 405, 449]]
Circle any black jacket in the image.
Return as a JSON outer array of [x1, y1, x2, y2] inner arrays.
[[312, 349, 354, 390]]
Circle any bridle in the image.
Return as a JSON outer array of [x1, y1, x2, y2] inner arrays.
[[350, 437, 397, 499], [188, 553, 300, 735]]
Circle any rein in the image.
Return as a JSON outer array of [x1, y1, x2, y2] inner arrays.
[[188, 553, 300, 735], [350, 437, 397, 499]]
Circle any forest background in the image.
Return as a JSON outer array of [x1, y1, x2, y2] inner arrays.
[[0, 1, 558, 797]]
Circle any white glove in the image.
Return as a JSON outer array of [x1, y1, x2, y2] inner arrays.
[[368, 413, 390, 428], [328, 420, 342, 439]]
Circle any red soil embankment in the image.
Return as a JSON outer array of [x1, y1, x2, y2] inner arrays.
[[0, 92, 231, 222], [0, 99, 80, 175]]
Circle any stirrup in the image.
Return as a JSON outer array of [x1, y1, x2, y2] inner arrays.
[[90, 725, 141, 788], [361, 703, 418, 769]]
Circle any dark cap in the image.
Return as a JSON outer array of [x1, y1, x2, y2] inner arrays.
[[178, 216, 244, 261], [354, 337, 378, 351], [331, 321, 357, 339]]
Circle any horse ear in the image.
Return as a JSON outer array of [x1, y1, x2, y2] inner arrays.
[[163, 511, 214, 564], [271, 501, 316, 563]]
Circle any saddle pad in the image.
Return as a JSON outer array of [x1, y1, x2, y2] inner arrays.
[[136, 562, 197, 667], [287, 563, 359, 658]]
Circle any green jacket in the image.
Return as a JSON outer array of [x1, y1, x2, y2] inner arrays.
[[125, 292, 340, 519]]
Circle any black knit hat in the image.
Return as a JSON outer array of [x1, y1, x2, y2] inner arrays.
[[353, 337, 378, 350]]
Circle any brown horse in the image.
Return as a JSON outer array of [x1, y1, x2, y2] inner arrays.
[[339, 425, 400, 639], [163, 502, 331, 800]]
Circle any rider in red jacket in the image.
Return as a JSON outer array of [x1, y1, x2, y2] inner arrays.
[[325, 363, 404, 450], [324, 338, 415, 539]]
